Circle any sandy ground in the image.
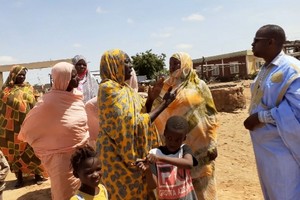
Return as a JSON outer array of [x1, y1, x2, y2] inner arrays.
[[3, 81, 264, 200]]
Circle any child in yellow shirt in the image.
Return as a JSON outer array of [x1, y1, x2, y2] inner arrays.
[[70, 145, 108, 200]]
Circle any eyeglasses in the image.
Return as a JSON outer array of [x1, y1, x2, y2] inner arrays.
[[253, 37, 270, 43]]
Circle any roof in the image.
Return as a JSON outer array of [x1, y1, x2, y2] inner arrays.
[[0, 58, 72, 72], [193, 50, 253, 64]]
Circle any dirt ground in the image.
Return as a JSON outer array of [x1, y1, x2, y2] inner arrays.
[[3, 80, 263, 200]]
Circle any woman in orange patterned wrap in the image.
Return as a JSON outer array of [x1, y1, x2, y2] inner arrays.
[[0, 65, 45, 188]]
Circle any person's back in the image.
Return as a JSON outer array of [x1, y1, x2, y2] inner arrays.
[[85, 97, 98, 149], [19, 62, 89, 200]]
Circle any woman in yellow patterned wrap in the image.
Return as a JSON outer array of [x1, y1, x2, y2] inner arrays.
[[153, 52, 219, 200], [97, 49, 175, 200]]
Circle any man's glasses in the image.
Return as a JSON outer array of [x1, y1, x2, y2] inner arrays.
[[253, 37, 270, 43]]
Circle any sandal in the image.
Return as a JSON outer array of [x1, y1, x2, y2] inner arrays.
[[35, 174, 45, 185]]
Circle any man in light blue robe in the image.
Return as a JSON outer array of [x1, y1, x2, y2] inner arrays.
[[244, 24, 300, 200]]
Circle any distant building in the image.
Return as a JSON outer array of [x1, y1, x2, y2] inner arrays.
[[193, 50, 263, 82], [193, 42, 300, 82], [284, 40, 300, 60]]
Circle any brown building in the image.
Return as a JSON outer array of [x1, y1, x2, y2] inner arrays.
[[193, 50, 264, 82], [284, 40, 300, 60], [193, 40, 300, 82]]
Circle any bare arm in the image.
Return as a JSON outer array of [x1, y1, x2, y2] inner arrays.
[[148, 86, 175, 122], [147, 153, 194, 169], [145, 77, 165, 112], [136, 161, 157, 191]]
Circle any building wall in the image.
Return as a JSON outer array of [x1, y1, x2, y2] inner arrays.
[[192, 50, 266, 82], [194, 55, 248, 81]]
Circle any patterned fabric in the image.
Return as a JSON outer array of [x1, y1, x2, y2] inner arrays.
[[0, 65, 45, 175], [153, 52, 218, 200], [97, 49, 161, 200]]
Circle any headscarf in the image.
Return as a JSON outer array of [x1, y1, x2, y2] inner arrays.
[[72, 55, 88, 79], [72, 55, 87, 66], [51, 62, 73, 91], [161, 52, 216, 112], [100, 49, 127, 85], [164, 52, 197, 92], [3, 65, 28, 88]]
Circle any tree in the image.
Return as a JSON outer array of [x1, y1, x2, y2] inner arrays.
[[131, 49, 166, 79]]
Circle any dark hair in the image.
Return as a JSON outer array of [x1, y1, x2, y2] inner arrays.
[[70, 145, 97, 173], [165, 116, 189, 135], [260, 24, 286, 47]]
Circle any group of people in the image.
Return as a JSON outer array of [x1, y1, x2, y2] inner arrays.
[[0, 23, 298, 200]]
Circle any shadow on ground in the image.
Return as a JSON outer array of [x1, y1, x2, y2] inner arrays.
[[16, 188, 51, 200]]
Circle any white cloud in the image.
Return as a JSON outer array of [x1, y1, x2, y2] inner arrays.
[[127, 18, 134, 24], [96, 6, 108, 14], [72, 43, 82, 48], [182, 13, 205, 22], [175, 43, 193, 50], [0, 56, 17, 65]]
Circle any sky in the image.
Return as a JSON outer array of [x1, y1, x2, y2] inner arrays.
[[0, 0, 299, 85]]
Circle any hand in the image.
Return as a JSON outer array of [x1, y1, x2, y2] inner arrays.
[[148, 77, 164, 101], [162, 86, 176, 107], [147, 154, 159, 164], [244, 113, 260, 131], [136, 159, 149, 171], [207, 147, 218, 161]]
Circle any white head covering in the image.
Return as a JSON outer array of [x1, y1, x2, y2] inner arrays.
[[72, 55, 87, 65]]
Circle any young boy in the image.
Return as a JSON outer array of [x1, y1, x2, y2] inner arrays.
[[137, 116, 198, 200], [0, 150, 9, 200], [70, 145, 108, 200]]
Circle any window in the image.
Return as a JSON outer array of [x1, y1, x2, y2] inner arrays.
[[212, 65, 219, 76], [229, 62, 239, 74]]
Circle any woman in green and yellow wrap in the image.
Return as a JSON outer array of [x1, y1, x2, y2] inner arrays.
[[153, 52, 219, 200]]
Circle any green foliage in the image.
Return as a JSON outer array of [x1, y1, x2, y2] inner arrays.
[[131, 49, 166, 79]]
